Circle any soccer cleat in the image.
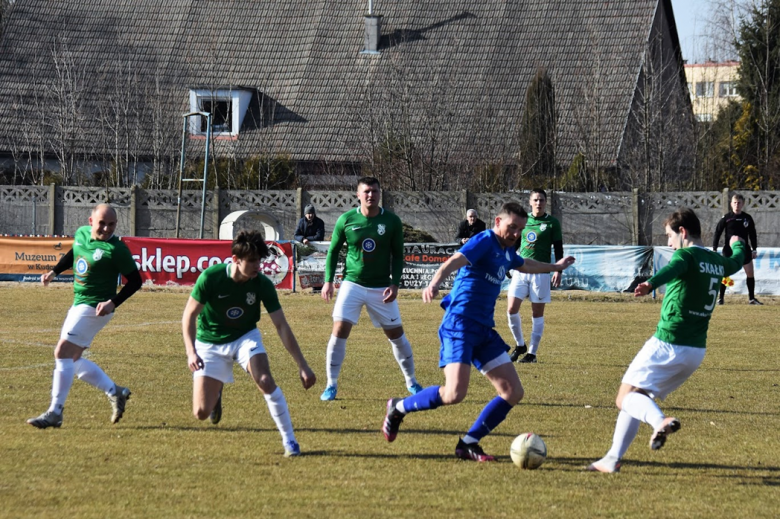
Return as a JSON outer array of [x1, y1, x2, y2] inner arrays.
[[26, 410, 63, 429], [649, 417, 680, 450], [509, 344, 528, 362], [455, 438, 496, 462], [283, 441, 301, 457], [108, 385, 131, 424], [209, 390, 222, 425], [586, 458, 621, 473], [518, 353, 537, 364], [717, 299, 724, 306], [407, 383, 423, 395], [749, 298, 763, 305], [320, 385, 337, 401], [382, 398, 405, 442]]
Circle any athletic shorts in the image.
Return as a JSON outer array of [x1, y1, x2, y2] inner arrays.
[[622, 336, 706, 400], [332, 280, 402, 328], [193, 328, 266, 384], [438, 313, 512, 374], [59, 304, 113, 348], [507, 271, 551, 303]]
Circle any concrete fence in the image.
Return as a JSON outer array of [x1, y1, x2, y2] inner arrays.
[[1, 186, 778, 247]]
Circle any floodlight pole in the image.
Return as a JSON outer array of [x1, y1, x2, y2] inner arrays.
[[175, 112, 212, 239]]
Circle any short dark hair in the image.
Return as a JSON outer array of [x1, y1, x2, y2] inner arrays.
[[731, 193, 745, 203], [232, 230, 269, 260], [357, 176, 380, 189], [530, 188, 547, 200], [664, 208, 701, 239], [497, 202, 528, 220]]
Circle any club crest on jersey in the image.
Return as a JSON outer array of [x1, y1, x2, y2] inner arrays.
[[92, 249, 104, 261], [362, 238, 377, 252], [75, 257, 89, 275], [743, 220, 749, 228], [497, 266, 506, 279], [377, 224, 386, 235], [246, 292, 256, 305], [540, 224, 547, 231], [226, 307, 244, 319], [526, 231, 538, 243]]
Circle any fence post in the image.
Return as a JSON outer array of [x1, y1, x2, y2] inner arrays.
[[130, 184, 138, 237], [48, 183, 56, 235], [296, 187, 304, 218], [721, 187, 730, 214], [212, 186, 221, 239], [632, 188, 640, 245]]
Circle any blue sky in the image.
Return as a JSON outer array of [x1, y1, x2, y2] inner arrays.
[[672, 0, 712, 63]]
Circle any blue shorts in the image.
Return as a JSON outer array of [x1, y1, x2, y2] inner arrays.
[[438, 312, 510, 372]]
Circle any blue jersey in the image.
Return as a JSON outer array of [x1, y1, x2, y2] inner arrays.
[[441, 230, 525, 327]]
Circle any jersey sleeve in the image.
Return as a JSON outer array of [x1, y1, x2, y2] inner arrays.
[[325, 214, 347, 282], [458, 231, 491, 265], [190, 270, 211, 305], [391, 214, 404, 286], [114, 241, 139, 276], [511, 251, 525, 270], [712, 217, 725, 250], [259, 275, 282, 314], [552, 217, 563, 242], [747, 215, 758, 250], [648, 249, 690, 289]]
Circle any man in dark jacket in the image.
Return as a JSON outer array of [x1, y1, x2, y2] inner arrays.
[[294, 204, 325, 245], [455, 209, 486, 245], [713, 193, 761, 305]]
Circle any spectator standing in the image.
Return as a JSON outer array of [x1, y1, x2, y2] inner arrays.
[[455, 209, 486, 245], [294, 204, 325, 245]]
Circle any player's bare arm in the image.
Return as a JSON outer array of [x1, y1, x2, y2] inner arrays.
[[268, 309, 316, 389], [182, 297, 205, 372], [423, 253, 469, 302], [519, 256, 575, 274]]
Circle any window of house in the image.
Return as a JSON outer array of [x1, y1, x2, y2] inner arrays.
[[695, 82, 714, 98], [188, 89, 253, 137], [719, 81, 738, 97], [696, 113, 713, 122]]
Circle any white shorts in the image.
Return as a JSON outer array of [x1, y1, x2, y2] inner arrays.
[[193, 328, 266, 384], [622, 336, 706, 400], [507, 271, 551, 304], [333, 280, 402, 328], [60, 304, 114, 348]]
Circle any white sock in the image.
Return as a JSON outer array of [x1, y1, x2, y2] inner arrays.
[[605, 410, 641, 460], [73, 358, 116, 394], [388, 333, 417, 387], [264, 387, 295, 445], [48, 359, 74, 413], [507, 312, 525, 346], [325, 335, 347, 387], [529, 316, 544, 355], [621, 392, 666, 430]]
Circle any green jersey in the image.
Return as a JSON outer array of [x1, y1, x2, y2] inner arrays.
[[518, 213, 562, 263], [325, 207, 404, 288], [649, 243, 745, 348], [72, 226, 138, 307], [191, 263, 282, 344]]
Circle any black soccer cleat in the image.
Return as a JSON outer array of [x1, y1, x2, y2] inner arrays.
[[455, 438, 496, 462], [210, 390, 222, 425], [510, 344, 527, 362], [518, 353, 537, 364], [382, 398, 405, 442]]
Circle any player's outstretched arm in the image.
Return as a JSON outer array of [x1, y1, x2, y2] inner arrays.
[[423, 253, 469, 302], [519, 256, 575, 274], [182, 296, 205, 372], [634, 282, 653, 297], [268, 309, 316, 390]]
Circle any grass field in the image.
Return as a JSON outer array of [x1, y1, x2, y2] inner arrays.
[[1, 284, 778, 518]]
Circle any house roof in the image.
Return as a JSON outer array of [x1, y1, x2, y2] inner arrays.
[[0, 0, 681, 167]]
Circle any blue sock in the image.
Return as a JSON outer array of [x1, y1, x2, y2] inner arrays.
[[465, 396, 513, 442], [401, 386, 443, 413]]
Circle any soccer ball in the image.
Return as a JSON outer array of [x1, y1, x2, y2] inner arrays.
[[510, 432, 547, 469]]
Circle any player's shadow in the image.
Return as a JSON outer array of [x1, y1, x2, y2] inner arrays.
[[554, 456, 780, 476]]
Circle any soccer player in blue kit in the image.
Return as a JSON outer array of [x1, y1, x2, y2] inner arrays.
[[382, 203, 575, 461]]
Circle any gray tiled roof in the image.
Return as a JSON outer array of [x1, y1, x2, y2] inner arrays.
[[0, 0, 682, 166]]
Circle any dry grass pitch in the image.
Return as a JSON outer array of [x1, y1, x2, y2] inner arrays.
[[1, 284, 778, 518]]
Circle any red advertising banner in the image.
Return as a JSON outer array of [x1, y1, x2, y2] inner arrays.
[[121, 237, 294, 289]]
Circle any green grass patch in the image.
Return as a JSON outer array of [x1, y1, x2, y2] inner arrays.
[[0, 285, 778, 518]]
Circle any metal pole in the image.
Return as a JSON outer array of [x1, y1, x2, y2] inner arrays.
[[175, 116, 188, 238], [199, 113, 212, 239]]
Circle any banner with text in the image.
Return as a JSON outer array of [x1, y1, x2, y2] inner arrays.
[[121, 237, 294, 289], [560, 245, 653, 292], [653, 247, 780, 295], [0, 236, 74, 282]]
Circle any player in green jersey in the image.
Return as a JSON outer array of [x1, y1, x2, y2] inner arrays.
[[319, 176, 421, 401], [27, 204, 142, 429], [588, 208, 746, 473], [507, 189, 563, 363], [182, 231, 316, 457]]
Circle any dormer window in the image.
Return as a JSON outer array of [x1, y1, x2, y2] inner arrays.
[[188, 88, 252, 138]]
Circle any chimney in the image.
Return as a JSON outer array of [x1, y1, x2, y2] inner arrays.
[[362, 1, 382, 54]]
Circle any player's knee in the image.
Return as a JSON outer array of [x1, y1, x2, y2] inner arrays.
[[441, 386, 467, 405], [254, 375, 276, 394], [507, 385, 524, 405]]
